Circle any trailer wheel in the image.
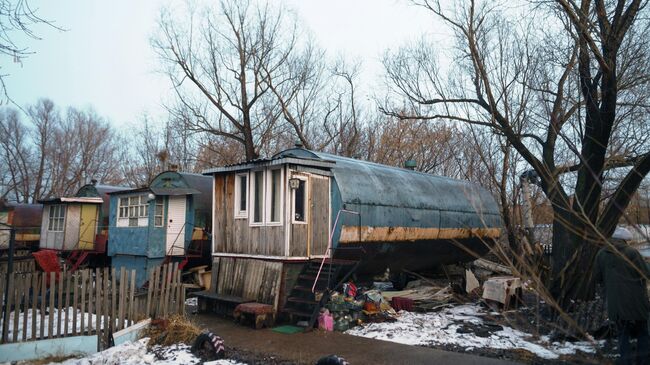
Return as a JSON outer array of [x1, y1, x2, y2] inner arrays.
[[315, 355, 349, 365], [191, 332, 225, 361]]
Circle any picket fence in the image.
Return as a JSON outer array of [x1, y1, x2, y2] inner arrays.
[[0, 263, 185, 348]]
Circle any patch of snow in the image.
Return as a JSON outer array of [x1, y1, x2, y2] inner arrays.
[[43, 338, 247, 365], [345, 304, 601, 360], [0, 307, 127, 341], [185, 297, 198, 306]]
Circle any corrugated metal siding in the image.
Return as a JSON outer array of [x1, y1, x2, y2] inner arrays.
[[274, 148, 502, 244]]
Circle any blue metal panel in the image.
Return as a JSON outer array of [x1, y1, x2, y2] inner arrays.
[[108, 193, 165, 259], [111, 255, 164, 287]]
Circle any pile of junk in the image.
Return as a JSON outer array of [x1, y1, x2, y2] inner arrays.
[[316, 262, 523, 332], [317, 280, 456, 332]]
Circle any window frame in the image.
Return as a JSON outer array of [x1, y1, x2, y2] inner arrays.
[[291, 175, 309, 225], [265, 167, 284, 226], [48, 204, 66, 232], [249, 169, 266, 226], [234, 173, 249, 219], [117, 194, 149, 228], [154, 196, 164, 227]]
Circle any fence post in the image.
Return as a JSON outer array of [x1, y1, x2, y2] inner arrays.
[[118, 267, 126, 331], [128, 270, 136, 325], [1, 227, 16, 343], [57, 272, 64, 337], [146, 268, 154, 319], [22, 273, 31, 341]]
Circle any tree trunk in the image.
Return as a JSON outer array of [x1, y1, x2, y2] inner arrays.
[[550, 203, 600, 309]]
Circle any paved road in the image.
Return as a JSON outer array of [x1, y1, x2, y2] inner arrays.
[[191, 312, 522, 365]]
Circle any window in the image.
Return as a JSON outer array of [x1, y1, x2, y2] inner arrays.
[[154, 197, 164, 227], [251, 170, 265, 224], [266, 169, 283, 224], [293, 178, 307, 223], [118, 197, 128, 218], [48, 205, 66, 231], [117, 194, 149, 227], [234, 173, 248, 218]]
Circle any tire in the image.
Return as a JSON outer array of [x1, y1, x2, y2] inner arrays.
[[191, 332, 225, 361], [315, 355, 350, 365]]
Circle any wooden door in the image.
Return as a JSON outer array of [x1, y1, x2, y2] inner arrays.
[[166, 196, 186, 256], [309, 176, 330, 256], [78, 204, 97, 250]]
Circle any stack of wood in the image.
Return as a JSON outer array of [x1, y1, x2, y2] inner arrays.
[[187, 265, 211, 289]]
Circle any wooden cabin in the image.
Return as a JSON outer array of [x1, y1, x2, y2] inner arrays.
[[39, 183, 127, 253], [107, 171, 212, 287], [202, 147, 502, 315]]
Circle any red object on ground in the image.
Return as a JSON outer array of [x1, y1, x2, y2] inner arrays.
[[234, 302, 274, 315], [233, 302, 275, 329], [32, 250, 62, 283], [391, 296, 414, 312]]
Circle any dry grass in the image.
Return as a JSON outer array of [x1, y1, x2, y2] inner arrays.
[[141, 315, 202, 348]]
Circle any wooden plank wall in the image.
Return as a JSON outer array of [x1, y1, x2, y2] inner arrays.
[[215, 173, 285, 256], [0, 264, 184, 349], [214, 257, 282, 306]]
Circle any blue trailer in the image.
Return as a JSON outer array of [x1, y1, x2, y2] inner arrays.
[[107, 171, 212, 286]]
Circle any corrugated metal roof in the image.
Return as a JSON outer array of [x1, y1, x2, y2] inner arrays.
[[150, 171, 213, 212], [201, 147, 501, 230], [275, 148, 502, 229], [202, 156, 335, 174]]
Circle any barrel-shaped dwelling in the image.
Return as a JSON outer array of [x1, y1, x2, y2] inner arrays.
[[202, 147, 502, 313], [107, 171, 212, 286], [0, 201, 43, 252], [38, 182, 127, 264]]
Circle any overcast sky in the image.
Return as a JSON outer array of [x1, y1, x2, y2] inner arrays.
[[4, 0, 440, 127]]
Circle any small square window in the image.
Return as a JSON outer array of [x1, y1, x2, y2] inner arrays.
[[267, 169, 282, 223], [234, 173, 248, 219], [293, 179, 307, 223], [251, 170, 265, 224]]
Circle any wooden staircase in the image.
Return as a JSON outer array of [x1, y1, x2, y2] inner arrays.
[[282, 258, 359, 330]]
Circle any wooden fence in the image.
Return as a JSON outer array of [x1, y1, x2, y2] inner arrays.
[[0, 263, 184, 349], [0, 257, 36, 274]]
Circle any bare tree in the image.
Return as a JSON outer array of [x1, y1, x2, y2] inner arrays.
[[0, 100, 124, 202], [0, 0, 62, 103], [153, 0, 305, 161], [382, 0, 650, 306]]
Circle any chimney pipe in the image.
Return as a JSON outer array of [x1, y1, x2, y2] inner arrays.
[[404, 160, 417, 170]]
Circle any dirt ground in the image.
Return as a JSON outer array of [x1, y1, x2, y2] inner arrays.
[[188, 308, 521, 365]]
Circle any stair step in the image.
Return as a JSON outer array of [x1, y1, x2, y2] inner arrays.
[[287, 297, 318, 305], [292, 285, 320, 293], [283, 308, 314, 318], [298, 274, 332, 282]]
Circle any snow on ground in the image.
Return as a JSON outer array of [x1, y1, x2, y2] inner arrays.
[[43, 338, 246, 365], [345, 304, 600, 360], [0, 307, 127, 340]]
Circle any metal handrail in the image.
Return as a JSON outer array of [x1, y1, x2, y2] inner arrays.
[[312, 209, 359, 293]]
